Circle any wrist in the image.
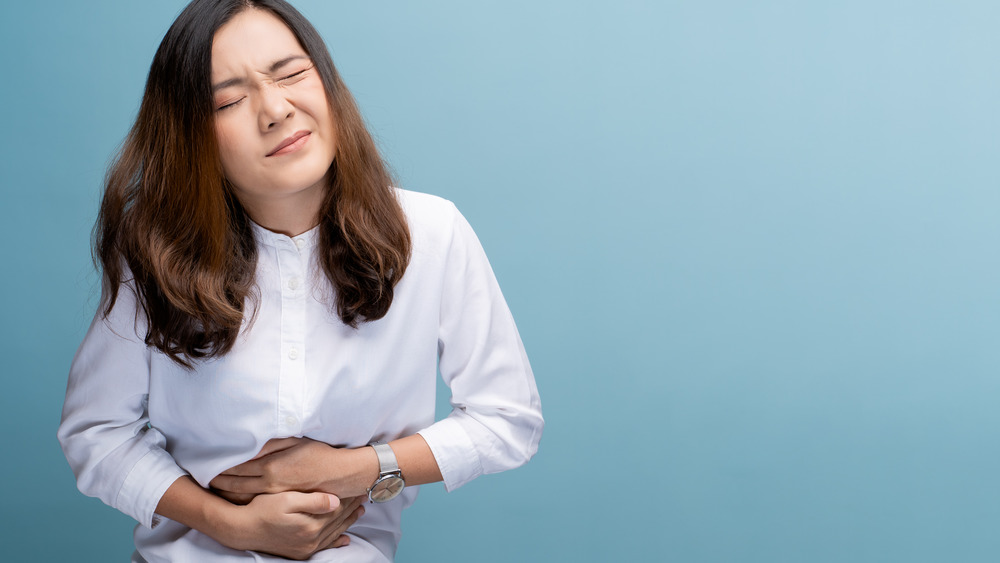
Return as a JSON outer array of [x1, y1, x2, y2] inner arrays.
[[154, 476, 255, 551], [367, 441, 406, 503], [353, 445, 381, 497], [203, 498, 250, 551], [319, 445, 379, 498]]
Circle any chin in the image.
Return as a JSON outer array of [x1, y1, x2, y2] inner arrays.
[[283, 174, 329, 194]]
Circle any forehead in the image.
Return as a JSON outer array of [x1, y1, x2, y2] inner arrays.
[[211, 9, 306, 78]]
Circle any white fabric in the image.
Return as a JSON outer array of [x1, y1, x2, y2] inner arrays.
[[58, 189, 544, 562]]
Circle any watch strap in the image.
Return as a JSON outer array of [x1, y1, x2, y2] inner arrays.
[[371, 442, 400, 476]]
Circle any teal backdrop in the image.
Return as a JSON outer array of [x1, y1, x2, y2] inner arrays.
[[2, 1, 999, 561]]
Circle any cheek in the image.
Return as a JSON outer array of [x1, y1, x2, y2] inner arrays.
[[214, 122, 246, 174], [318, 107, 337, 155]]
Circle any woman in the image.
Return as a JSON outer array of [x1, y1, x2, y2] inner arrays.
[[57, 0, 543, 561]]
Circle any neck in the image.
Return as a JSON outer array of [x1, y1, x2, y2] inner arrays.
[[240, 188, 325, 238], [247, 207, 319, 237]]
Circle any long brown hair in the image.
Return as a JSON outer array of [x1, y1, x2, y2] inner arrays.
[[97, 0, 410, 367]]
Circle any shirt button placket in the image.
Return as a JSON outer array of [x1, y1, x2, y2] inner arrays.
[[277, 236, 307, 433]]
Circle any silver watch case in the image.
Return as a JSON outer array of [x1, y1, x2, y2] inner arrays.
[[368, 472, 405, 503]]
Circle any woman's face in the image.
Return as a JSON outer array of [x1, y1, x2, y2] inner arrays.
[[211, 9, 336, 227]]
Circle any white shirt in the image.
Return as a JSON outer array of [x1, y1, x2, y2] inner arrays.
[[58, 189, 544, 562]]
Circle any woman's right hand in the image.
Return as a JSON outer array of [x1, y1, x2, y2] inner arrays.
[[218, 491, 366, 560]]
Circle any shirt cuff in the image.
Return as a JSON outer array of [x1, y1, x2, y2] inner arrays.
[[417, 416, 484, 492], [116, 447, 187, 528]]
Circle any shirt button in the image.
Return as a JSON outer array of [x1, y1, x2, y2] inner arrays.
[[288, 348, 299, 360], [295, 239, 306, 250], [288, 277, 300, 290], [285, 415, 298, 426]]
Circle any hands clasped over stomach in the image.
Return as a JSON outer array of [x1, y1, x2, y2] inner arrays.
[[210, 437, 367, 560]]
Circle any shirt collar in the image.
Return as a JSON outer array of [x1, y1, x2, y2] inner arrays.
[[250, 219, 320, 250]]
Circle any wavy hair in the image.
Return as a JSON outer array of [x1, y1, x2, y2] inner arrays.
[[97, 0, 410, 367]]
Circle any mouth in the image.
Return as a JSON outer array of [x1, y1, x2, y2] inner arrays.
[[267, 131, 311, 157]]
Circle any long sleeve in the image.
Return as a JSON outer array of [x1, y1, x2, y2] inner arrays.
[[57, 285, 187, 528], [417, 203, 544, 491]]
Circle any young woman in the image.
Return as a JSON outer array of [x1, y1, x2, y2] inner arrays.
[[57, 0, 543, 561]]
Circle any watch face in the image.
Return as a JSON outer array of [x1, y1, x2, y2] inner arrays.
[[370, 475, 405, 503]]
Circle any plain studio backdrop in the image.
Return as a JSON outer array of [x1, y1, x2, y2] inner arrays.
[[2, 1, 999, 561]]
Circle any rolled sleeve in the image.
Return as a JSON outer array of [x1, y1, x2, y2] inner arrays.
[[424, 202, 544, 491], [417, 417, 483, 491], [116, 432, 188, 528]]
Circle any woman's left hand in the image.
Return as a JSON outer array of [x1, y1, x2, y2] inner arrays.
[[210, 437, 373, 503]]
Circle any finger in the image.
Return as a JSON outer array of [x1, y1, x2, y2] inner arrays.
[[214, 457, 265, 478], [333, 495, 364, 512], [318, 505, 364, 551], [252, 437, 303, 460], [287, 491, 339, 515], [343, 504, 364, 529], [341, 496, 366, 516], [323, 495, 365, 528], [211, 488, 256, 505], [316, 533, 352, 553], [212, 439, 300, 481], [323, 503, 365, 537], [210, 474, 265, 494]]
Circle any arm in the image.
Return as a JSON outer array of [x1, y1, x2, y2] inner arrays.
[[57, 285, 187, 528], [210, 434, 442, 501], [57, 285, 363, 559], [416, 202, 544, 490]]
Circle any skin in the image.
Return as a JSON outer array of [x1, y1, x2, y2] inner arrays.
[[153, 10, 444, 560], [211, 7, 336, 237]]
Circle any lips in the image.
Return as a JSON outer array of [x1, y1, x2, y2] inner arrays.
[[267, 131, 311, 157]]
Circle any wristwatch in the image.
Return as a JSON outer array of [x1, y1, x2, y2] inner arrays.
[[367, 441, 405, 503]]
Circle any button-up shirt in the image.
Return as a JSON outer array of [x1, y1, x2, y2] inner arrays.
[[58, 189, 544, 562]]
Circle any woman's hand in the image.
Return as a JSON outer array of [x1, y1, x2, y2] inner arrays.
[[210, 437, 375, 502], [219, 491, 366, 560], [155, 476, 366, 561]]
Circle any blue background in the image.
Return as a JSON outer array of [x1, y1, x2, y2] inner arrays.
[[2, 0, 999, 561]]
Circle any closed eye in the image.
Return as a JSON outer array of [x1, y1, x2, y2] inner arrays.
[[279, 67, 311, 82], [217, 97, 245, 111]]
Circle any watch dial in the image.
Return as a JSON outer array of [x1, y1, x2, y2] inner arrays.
[[371, 476, 405, 502]]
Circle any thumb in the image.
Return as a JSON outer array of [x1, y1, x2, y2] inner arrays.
[[293, 492, 340, 514]]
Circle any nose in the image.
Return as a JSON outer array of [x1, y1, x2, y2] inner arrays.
[[258, 86, 294, 131]]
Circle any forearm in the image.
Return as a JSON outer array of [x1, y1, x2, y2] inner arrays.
[[155, 476, 245, 549], [390, 434, 444, 487], [324, 434, 443, 497]]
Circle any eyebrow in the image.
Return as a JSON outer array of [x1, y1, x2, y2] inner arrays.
[[212, 55, 310, 92]]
